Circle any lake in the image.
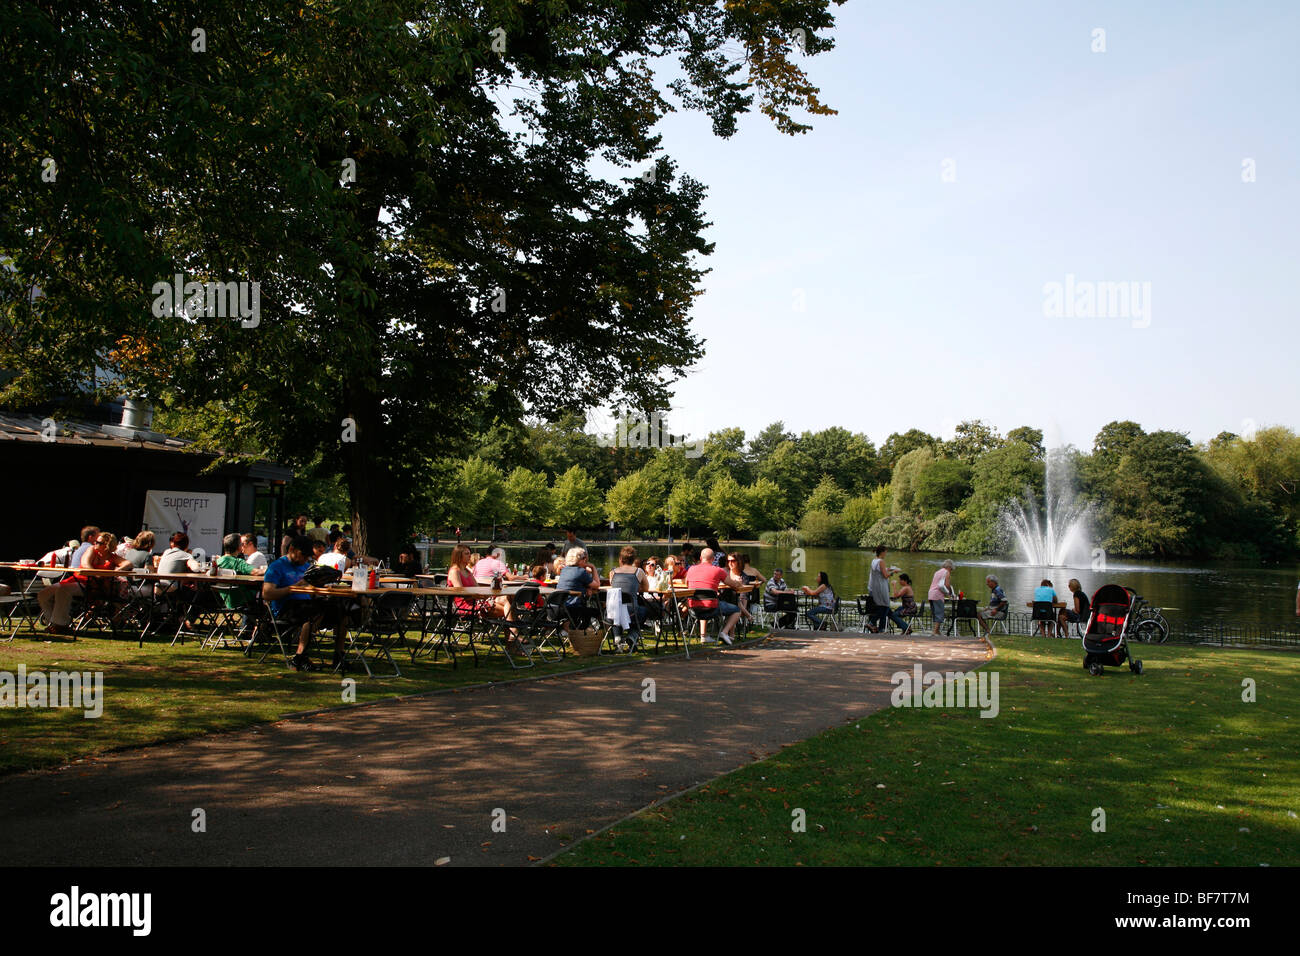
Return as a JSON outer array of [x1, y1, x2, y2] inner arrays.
[[417, 542, 1300, 641]]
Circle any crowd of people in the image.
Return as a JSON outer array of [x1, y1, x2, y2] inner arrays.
[[15, 517, 1114, 663]]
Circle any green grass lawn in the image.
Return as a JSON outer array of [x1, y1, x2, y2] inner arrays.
[[558, 636, 1300, 866], [0, 625, 702, 775]]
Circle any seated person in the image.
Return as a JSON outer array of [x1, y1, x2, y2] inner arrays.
[[1033, 578, 1059, 636], [802, 572, 838, 630], [607, 546, 650, 646], [662, 554, 686, 583], [240, 533, 269, 570], [39, 539, 80, 567], [157, 532, 202, 575], [722, 554, 757, 626], [554, 547, 600, 629], [121, 531, 156, 569], [317, 537, 351, 574], [764, 567, 797, 628], [392, 548, 423, 576], [39, 531, 132, 636], [447, 544, 512, 623], [892, 573, 919, 620], [473, 546, 516, 584], [977, 575, 1009, 635], [684, 547, 742, 645], [215, 532, 265, 630], [262, 535, 341, 671], [1058, 578, 1091, 633]]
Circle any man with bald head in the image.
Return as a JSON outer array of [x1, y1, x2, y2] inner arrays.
[[684, 547, 743, 644]]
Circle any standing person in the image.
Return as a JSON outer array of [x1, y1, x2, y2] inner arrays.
[[869, 546, 911, 634], [563, 528, 586, 554], [310, 517, 331, 544], [977, 575, 1009, 635], [281, 514, 309, 555], [802, 571, 838, 630], [928, 559, 957, 636], [1058, 578, 1091, 635], [705, 538, 724, 566]]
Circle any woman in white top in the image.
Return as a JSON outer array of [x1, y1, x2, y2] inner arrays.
[[317, 537, 351, 574]]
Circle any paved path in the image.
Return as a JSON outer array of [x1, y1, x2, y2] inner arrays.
[[0, 631, 989, 866]]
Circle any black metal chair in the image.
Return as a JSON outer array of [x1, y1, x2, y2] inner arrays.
[[949, 599, 981, 637], [355, 590, 418, 676], [1031, 601, 1060, 638], [602, 587, 641, 653], [686, 588, 722, 643]]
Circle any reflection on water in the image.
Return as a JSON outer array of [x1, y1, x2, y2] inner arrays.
[[419, 542, 1300, 630]]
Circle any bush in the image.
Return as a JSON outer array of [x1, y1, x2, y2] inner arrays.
[[799, 510, 848, 547], [920, 510, 965, 551], [861, 515, 922, 551], [761, 528, 804, 549]]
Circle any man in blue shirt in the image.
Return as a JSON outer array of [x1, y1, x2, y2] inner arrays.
[[978, 574, 1009, 635], [262, 535, 331, 671]]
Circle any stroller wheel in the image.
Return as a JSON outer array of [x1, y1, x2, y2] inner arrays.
[[1088, 662, 1103, 676], [1131, 659, 1143, 675]]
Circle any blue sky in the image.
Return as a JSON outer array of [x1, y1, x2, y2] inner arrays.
[[637, 0, 1299, 452]]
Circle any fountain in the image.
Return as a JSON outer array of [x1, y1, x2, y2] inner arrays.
[[1000, 447, 1094, 567]]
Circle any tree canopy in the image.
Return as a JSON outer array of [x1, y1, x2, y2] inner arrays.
[[1, 0, 846, 556]]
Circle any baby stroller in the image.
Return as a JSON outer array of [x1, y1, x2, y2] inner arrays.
[[1081, 584, 1143, 676]]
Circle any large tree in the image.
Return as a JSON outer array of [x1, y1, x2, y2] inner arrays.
[[1, 0, 845, 557]]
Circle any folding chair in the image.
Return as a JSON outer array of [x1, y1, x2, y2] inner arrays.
[[948, 599, 981, 636], [1030, 601, 1059, 638], [685, 588, 722, 643], [476, 586, 536, 670], [857, 595, 880, 633], [602, 587, 641, 654], [244, 597, 299, 669], [4, 568, 65, 640], [353, 590, 417, 677], [809, 596, 842, 631]]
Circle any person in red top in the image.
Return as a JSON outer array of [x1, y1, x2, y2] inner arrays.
[[39, 531, 132, 635], [684, 547, 742, 644]]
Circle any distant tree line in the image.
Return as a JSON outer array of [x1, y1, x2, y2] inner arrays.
[[286, 409, 1300, 561]]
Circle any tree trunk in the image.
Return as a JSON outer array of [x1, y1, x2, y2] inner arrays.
[[343, 377, 397, 562]]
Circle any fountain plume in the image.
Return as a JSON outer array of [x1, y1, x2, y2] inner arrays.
[[999, 447, 1093, 567]]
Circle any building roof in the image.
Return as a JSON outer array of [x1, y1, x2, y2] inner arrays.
[[0, 412, 294, 480]]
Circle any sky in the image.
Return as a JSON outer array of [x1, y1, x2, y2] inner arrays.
[[624, 0, 1300, 453]]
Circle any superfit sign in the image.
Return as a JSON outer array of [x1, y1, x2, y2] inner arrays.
[[142, 490, 226, 559]]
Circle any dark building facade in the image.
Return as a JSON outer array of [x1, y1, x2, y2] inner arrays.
[[0, 413, 292, 559]]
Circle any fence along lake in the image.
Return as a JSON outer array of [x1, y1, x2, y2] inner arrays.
[[419, 543, 1300, 640]]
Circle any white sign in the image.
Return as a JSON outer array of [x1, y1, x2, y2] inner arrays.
[[143, 490, 226, 559]]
